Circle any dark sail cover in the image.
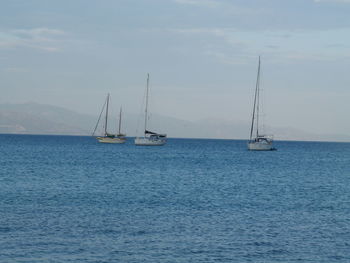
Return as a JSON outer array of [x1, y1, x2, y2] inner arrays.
[[105, 133, 116, 138], [145, 130, 157, 135]]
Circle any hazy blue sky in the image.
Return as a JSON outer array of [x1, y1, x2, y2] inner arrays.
[[1, 0, 349, 135]]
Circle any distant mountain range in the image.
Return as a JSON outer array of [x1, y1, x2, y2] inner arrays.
[[0, 103, 92, 135], [0, 103, 349, 142]]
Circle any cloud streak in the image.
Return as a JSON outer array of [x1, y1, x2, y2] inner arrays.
[[173, 0, 220, 7], [0, 28, 65, 52], [171, 27, 350, 64], [172, 0, 266, 16], [314, 0, 350, 3]]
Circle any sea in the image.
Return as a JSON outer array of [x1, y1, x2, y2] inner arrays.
[[0, 134, 349, 263]]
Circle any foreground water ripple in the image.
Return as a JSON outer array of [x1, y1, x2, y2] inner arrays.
[[0, 135, 349, 262]]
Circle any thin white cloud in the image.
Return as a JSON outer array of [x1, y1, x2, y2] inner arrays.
[[173, 0, 220, 7], [172, 27, 231, 37], [172, 0, 265, 15], [171, 27, 350, 64], [0, 28, 65, 52], [314, 0, 350, 3], [3, 67, 29, 73], [13, 28, 65, 37], [171, 27, 248, 47]]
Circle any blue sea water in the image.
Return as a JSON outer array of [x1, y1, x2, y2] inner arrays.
[[0, 134, 349, 263]]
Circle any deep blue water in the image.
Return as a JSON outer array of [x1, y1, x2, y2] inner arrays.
[[0, 134, 349, 263]]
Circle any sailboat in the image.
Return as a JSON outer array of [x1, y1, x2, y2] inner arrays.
[[93, 94, 126, 144], [248, 57, 275, 151], [134, 74, 167, 146]]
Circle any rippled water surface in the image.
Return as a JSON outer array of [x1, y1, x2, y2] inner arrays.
[[0, 134, 350, 262]]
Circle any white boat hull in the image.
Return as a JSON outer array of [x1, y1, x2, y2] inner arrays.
[[97, 137, 126, 144], [248, 141, 274, 151], [134, 137, 166, 146]]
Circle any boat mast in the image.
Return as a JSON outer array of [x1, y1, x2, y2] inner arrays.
[[92, 98, 107, 136], [144, 73, 150, 134], [105, 93, 110, 135], [250, 56, 261, 141], [118, 106, 122, 135], [256, 57, 261, 138]]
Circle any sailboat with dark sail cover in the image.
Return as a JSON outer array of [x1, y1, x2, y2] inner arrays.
[[134, 74, 167, 146], [248, 57, 275, 151], [93, 94, 126, 144]]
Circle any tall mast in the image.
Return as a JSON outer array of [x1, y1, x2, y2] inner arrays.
[[118, 106, 122, 135], [256, 57, 261, 138], [250, 56, 261, 140], [144, 73, 149, 133], [105, 93, 110, 135], [92, 97, 107, 136]]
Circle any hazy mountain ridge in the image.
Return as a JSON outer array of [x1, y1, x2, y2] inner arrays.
[[0, 103, 92, 135], [0, 103, 349, 142]]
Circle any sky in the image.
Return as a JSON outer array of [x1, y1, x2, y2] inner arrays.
[[0, 0, 350, 136]]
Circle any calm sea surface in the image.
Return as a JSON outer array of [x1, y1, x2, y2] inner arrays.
[[0, 134, 349, 263]]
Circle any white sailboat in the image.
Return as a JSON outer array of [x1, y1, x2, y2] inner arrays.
[[135, 74, 167, 146], [93, 94, 126, 144], [248, 57, 275, 151]]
